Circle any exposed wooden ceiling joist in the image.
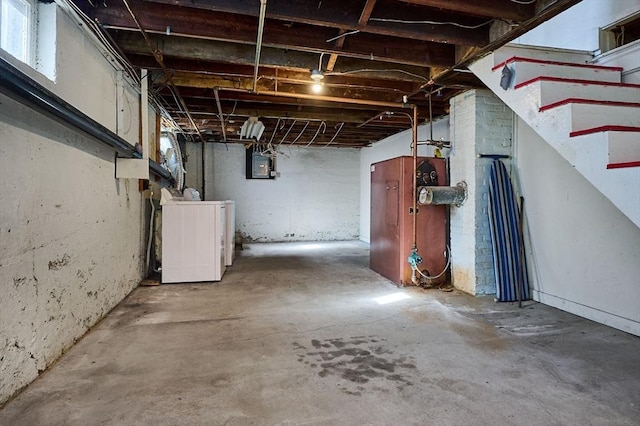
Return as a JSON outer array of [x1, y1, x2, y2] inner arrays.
[[71, 0, 583, 148]]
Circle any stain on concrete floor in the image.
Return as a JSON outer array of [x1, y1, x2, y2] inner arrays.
[[293, 336, 416, 394], [1, 241, 639, 426]]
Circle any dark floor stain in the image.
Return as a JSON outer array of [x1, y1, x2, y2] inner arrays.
[[48, 254, 70, 270], [293, 336, 415, 391], [311, 339, 331, 349]]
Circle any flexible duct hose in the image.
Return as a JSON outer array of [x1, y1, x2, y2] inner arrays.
[[412, 245, 451, 281]]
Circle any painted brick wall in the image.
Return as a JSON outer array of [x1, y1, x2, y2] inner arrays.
[[205, 143, 360, 242], [450, 90, 513, 295]]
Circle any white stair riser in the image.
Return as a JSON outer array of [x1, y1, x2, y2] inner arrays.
[[470, 52, 640, 227], [538, 81, 640, 106], [510, 62, 621, 87], [608, 132, 640, 164], [495, 44, 592, 67], [569, 104, 640, 132], [571, 133, 640, 220], [509, 80, 640, 112]]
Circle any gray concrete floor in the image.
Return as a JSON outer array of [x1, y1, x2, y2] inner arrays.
[[1, 241, 639, 425]]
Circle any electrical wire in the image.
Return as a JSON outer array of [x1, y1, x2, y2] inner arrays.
[[57, 0, 183, 136], [509, 0, 537, 4], [327, 68, 430, 82], [322, 122, 344, 148], [289, 121, 310, 145], [326, 29, 360, 43], [277, 119, 297, 147], [57, 0, 140, 83], [305, 121, 326, 147], [318, 52, 326, 71], [369, 17, 493, 30]]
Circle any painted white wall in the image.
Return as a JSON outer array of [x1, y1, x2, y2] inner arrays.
[[1, 4, 141, 147], [184, 141, 215, 199], [0, 6, 147, 403], [359, 118, 450, 242], [516, 118, 640, 336], [514, 0, 640, 52], [207, 143, 360, 242]]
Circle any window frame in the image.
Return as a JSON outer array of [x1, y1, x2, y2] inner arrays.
[[0, 0, 37, 66]]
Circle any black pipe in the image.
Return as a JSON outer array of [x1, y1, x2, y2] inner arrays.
[[0, 56, 172, 181], [478, 154, 510, 159]]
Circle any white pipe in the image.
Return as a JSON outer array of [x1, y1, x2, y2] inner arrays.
[[141, 68, 149, 159], [253, 0, 268, 93], [214, 89, 227, 142]]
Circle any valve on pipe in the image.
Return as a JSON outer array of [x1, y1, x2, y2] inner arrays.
[[417, 181, 467, 207]]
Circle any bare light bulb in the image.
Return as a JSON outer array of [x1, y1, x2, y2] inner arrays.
[[310, 69, 324, 94]]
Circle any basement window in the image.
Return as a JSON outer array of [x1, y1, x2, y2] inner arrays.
[[0, 0, 36, 65], [600, 13, 640, 53]]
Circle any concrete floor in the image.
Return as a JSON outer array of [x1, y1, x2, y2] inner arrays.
[[1, 241, 639, 425]]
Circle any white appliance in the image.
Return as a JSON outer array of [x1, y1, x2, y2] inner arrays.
[[224, 200, 236, 266], [161, 200, 226, 283]]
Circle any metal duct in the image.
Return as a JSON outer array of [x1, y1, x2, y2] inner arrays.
[[418, 181, 468, 207]]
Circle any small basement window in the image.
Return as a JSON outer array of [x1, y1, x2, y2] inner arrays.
[[0, 0, 36, 65], [600, 12, 640, 53]]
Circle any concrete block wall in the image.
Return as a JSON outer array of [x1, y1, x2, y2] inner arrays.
[[0, 6, 147, 404], [450, 90, 513, 295], [0, 95, 145, 405]]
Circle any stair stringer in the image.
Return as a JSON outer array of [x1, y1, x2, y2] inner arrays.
[[469, 52, 640, 228]]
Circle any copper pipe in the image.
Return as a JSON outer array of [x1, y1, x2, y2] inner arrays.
[[256, 90, 404, 108], [221, 87, 405, 108], [412, 104, 418, 249]]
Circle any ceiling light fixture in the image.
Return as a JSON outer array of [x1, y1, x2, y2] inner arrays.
[[310, 69, 324, 93], [240, 117, 265, 141]]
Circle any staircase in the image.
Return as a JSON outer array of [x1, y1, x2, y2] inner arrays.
[[469, 44, 640, 228]]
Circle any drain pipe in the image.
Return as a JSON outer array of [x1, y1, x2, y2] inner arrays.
[[252, 0, 268, 93]]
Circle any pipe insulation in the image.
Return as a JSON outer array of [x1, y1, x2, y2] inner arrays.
[[418, 181, 467, 207]]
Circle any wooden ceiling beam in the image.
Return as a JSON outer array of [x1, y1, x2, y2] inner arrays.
[[138, 0, 487, 46], [129, 54, 422, 93], [395, 0, 535, 21], [168, 88, 407, 113], [89, 2, 456, 67], [164, 101, 377, 124], [123, 46, 431, 84], [162, 71, 407, 104]]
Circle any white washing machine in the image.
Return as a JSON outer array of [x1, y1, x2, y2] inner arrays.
[[224, 200, 236, 266], [161, 201, 226, 283]]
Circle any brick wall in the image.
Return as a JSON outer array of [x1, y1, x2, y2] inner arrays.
[[450, 90, 513, 295]]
